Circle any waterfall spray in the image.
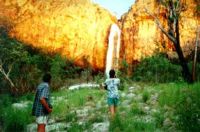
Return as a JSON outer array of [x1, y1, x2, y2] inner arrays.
[[105, 24, 121, 78]]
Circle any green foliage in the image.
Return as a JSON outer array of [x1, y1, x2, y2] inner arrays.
[[50, 100, 69, 119], [0, 99, 32, 132], [109, 114, 124, 131], [158, 83, 182, 107], [175, 83, 200, 131], [153, 111, 164, 128], [109, 113, 156, 132], [132, 54, 183, 83], [66, 122, 85, 132], [130, 104, 145, 116], [0, 29, 84, 93], [142, 90, 150, 103], [0, 28, 28, 64], [120, 59, 129, 75], [94, 72, 104, 84], [157, 83, 200, 131], [3, 108, 32, 132], [50, 54, 67, 89], [88, 114, 104, 124], [66, 112, 78, 123]]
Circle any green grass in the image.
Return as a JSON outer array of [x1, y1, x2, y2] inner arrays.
[[109, 113, 156, 132], [51, 88, 105, 121], [142, 90, 150, 103], [130, 103, 145, 116], [153, 83, 186, 107], [1, 82, 200, 131], [1, 106, 33, 132], [154, 82, 200, 131], [66, 112, 78, 122]]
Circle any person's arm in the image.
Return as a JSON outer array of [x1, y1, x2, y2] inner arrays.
[[100, 83, 107, 90], [40, 85, 52, 113], [40, 98, 52, 113]]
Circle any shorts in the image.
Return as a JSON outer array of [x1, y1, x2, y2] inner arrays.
[[107, 98, 119, 106], [36, 116, 48, 124]]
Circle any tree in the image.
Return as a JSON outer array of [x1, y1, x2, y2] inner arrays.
[[0, 28, 27, 91], [192, 26, 200, 81], [145, 0, 196, 83]]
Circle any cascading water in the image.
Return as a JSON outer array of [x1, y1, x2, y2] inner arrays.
[[105, 24, 121, 78]]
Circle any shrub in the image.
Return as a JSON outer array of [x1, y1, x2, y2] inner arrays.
[[132, 54, 183, 83], [50, 54, 67, 89], [2, 107, 32, 131]]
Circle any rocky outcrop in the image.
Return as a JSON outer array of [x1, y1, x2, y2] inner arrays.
[[0, 0, 117, 71], [0, 0, 199, 71], [121, 0, 200, 66]]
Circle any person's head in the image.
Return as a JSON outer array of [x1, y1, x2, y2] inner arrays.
[[109, 69, 116, 78], [43, 73, 51, 83]]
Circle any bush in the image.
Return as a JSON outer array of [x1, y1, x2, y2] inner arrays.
[[132, 54, 183, 83], [50, 54, 67, 89], [2, 107, 32, 131]]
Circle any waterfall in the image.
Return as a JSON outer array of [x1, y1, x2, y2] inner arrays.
[[105, 24, 121, 78]]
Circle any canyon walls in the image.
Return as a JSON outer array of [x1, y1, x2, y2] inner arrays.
[[0, 0, 117, 71], [0, 0, 199, 71], [121, 0, 200, 66]]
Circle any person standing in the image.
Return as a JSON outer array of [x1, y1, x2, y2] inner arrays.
[[103, 69, 120, 118], [32, 73, 53, 132]]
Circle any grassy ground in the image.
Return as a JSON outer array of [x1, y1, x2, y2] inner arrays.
[[0, 81, 200, 131]]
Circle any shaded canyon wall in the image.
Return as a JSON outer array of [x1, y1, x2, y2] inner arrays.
[[0, 0, 117, 71]]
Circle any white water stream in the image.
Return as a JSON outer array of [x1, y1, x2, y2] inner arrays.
[[105, 24, 121, 78]]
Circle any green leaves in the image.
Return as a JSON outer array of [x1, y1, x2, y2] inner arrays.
[[132, 54, 183, 83]]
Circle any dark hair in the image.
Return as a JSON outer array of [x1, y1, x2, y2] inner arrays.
[[109, 69, 115, 78], [43, 73, 51, 83]]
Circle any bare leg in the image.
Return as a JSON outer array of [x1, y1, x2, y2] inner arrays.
[[114, 106, 117, 114], [37, 124, 45, 132], [109, 105, 115, 118]]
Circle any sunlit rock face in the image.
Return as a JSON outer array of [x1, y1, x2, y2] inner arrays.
[[0, 0, 117, 71], [121, 0, 200, 66]]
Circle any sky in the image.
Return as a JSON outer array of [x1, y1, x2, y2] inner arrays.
[[93, 0, 136, 19]]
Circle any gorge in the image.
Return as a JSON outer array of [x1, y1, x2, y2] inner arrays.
[[0, 0, 199, 71]]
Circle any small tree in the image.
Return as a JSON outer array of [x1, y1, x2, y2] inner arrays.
[[0, 28, 27, 91], [145, 0, 197, 83]]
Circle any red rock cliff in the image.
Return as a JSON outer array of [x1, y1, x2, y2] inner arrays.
[[121, 0, 200, 66], [0, 0, 199, 71], [0, 0, 117, 71]]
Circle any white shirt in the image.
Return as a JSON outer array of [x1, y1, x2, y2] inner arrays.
[[104, 78, 120, 98]]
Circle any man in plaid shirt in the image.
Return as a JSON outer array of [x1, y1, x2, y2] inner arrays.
[[32, 73, 52, 132]]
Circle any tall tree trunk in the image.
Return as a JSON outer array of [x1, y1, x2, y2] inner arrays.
[[174, 19, 193, 83], [192, 26, 199, 81]]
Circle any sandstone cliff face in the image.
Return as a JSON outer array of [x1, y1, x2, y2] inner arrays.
[[0, 0, 117, 71], [121, 0, 200, 66], [0, 0, 199, 71]]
